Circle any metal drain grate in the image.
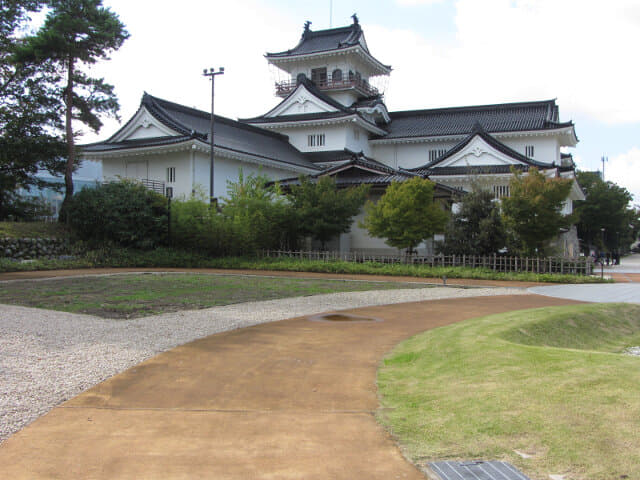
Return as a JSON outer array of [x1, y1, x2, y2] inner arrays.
[[428, 461, 531, 480]]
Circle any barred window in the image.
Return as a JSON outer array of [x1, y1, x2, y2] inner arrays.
[[307, 134, 325, 147], [525, 145, 535, 157], [167, 167, 176, 183], [493, 185, 510, 198], [428, 149, 448, 162]]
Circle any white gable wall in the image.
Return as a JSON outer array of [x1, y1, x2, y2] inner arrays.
[[370, 133, 563, 170], [110, 107, 177, 142]]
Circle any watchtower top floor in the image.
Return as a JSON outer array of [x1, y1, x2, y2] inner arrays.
[[266, 15, 391, 100]]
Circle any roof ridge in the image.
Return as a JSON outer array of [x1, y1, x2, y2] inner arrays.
[[142, 93, 295, 143], [389, 99, 558, 117]]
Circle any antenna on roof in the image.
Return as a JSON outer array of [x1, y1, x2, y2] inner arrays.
[[329, 0, 333, 27]]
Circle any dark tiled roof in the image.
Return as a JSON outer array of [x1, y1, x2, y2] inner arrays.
[[87, 94, 319, 171], [408, 124, 550, 173], [267, 22, 367, 57], [351, 95, 386, 109], [242, 111, 355, 124], [265, 20, 391, 71], [82, 135, 194, 152], [381, 99, 574, 139]]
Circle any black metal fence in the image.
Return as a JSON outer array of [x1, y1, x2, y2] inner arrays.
[[261, 250, 594, 275]]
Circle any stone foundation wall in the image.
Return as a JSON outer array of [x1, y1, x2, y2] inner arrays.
[[0, 237, 71, 260]]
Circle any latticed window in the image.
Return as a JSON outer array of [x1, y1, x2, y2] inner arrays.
[[493, 185, 510, 198], [525, 145, 535, 157], [428, 149, 447, 162], [307, 134, 325, 147], [166, 167, 176, 183]]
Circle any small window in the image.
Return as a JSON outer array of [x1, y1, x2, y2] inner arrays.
[[428, 149, 447, 162], [355, 71, 362, 84], [525, 145, 535, 157], [311, 68, 327, 86], [332, 69, 343, 82], [167, 167, 176, 183], [165, 187, 174, 199], [493, 185, 510, 198], [307, 134, 325, 147]]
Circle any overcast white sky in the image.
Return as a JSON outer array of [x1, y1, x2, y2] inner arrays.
[[79, 0, 640, 202]]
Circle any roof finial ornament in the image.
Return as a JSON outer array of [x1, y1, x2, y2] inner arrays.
[[304, 20, 312, 33], [352, 13, 359, 25]]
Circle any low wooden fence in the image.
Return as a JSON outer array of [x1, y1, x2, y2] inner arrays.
[[261, 250, 594, 276]]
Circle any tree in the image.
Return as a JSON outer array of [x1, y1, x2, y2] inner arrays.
[[501, 168, 573, 255], [575, 171, 638, 252], [18, 0, 129, 221], [289, 176, 368, 250], [222, 171, 300, 252], [362, 177, 448, 253], [66, 180, 167, 249], [0, 1, 66, 219], [439, 188, 505, 255]]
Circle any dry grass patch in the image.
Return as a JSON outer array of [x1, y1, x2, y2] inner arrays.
[[0, 273, 428, 318]]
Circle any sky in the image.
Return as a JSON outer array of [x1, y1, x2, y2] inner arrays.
[[73, 0, 640, 203]]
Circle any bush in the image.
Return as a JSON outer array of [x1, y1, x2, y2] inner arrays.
[[170, 174, 301, 257], [66, 180, 168, 249]]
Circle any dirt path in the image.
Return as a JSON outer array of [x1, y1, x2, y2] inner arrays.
[[0, 294, 578, 479]]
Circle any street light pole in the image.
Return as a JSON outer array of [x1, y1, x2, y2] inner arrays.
[[203, 67, 225, 205]]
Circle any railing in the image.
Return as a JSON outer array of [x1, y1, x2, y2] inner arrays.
[[140, 179, 165, 195], [261, 250, 594, 276], [275, 77, 380, 97]]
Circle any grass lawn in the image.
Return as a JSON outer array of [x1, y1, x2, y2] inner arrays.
[[0, 273, 428, 319], [377, 303, 640, 480]]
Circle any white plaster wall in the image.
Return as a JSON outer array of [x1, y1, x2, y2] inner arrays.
[[371, 141, 456, 169], [100, 150, 302, 200], [499, 136, 559, 165], [344, 126, 372, 155], [327, 91, 359, 107], [272, 124, 351, 152]]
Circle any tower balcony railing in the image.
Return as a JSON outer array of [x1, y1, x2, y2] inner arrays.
[[275, 77, 380, 98]]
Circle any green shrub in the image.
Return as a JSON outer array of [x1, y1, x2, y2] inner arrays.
[[170, 174, 301, 257], [66, 179, 168, 249]]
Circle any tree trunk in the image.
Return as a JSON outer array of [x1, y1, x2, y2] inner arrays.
[[59, 56, 75, 223]]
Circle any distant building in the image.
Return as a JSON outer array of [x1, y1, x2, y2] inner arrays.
[[81, 16, 584, 255], [22, 161, 101, 219]]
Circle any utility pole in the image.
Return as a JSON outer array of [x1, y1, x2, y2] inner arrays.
[[601, 155, 608, 181], [203, 67, 225, 205]]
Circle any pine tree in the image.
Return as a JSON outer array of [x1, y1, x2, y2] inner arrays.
[[18, 0, 129, 221], [0, 1, 66, 219]]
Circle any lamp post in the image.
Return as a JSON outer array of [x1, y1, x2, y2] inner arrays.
[[203, 67, 225, 205]]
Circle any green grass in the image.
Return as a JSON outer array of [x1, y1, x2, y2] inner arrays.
[[0, 273, 427, 319], [0, 245, 608, 283], [377, 303, 640, 480], [0, 221, 69, 238]]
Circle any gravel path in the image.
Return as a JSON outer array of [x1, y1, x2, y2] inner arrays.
[[0, 286, 528, 443]]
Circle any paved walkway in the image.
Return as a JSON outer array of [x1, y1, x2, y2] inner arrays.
[[529, 283, 640, 303], [530, 254, 640, 303], [0, 294, 578, 479]]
